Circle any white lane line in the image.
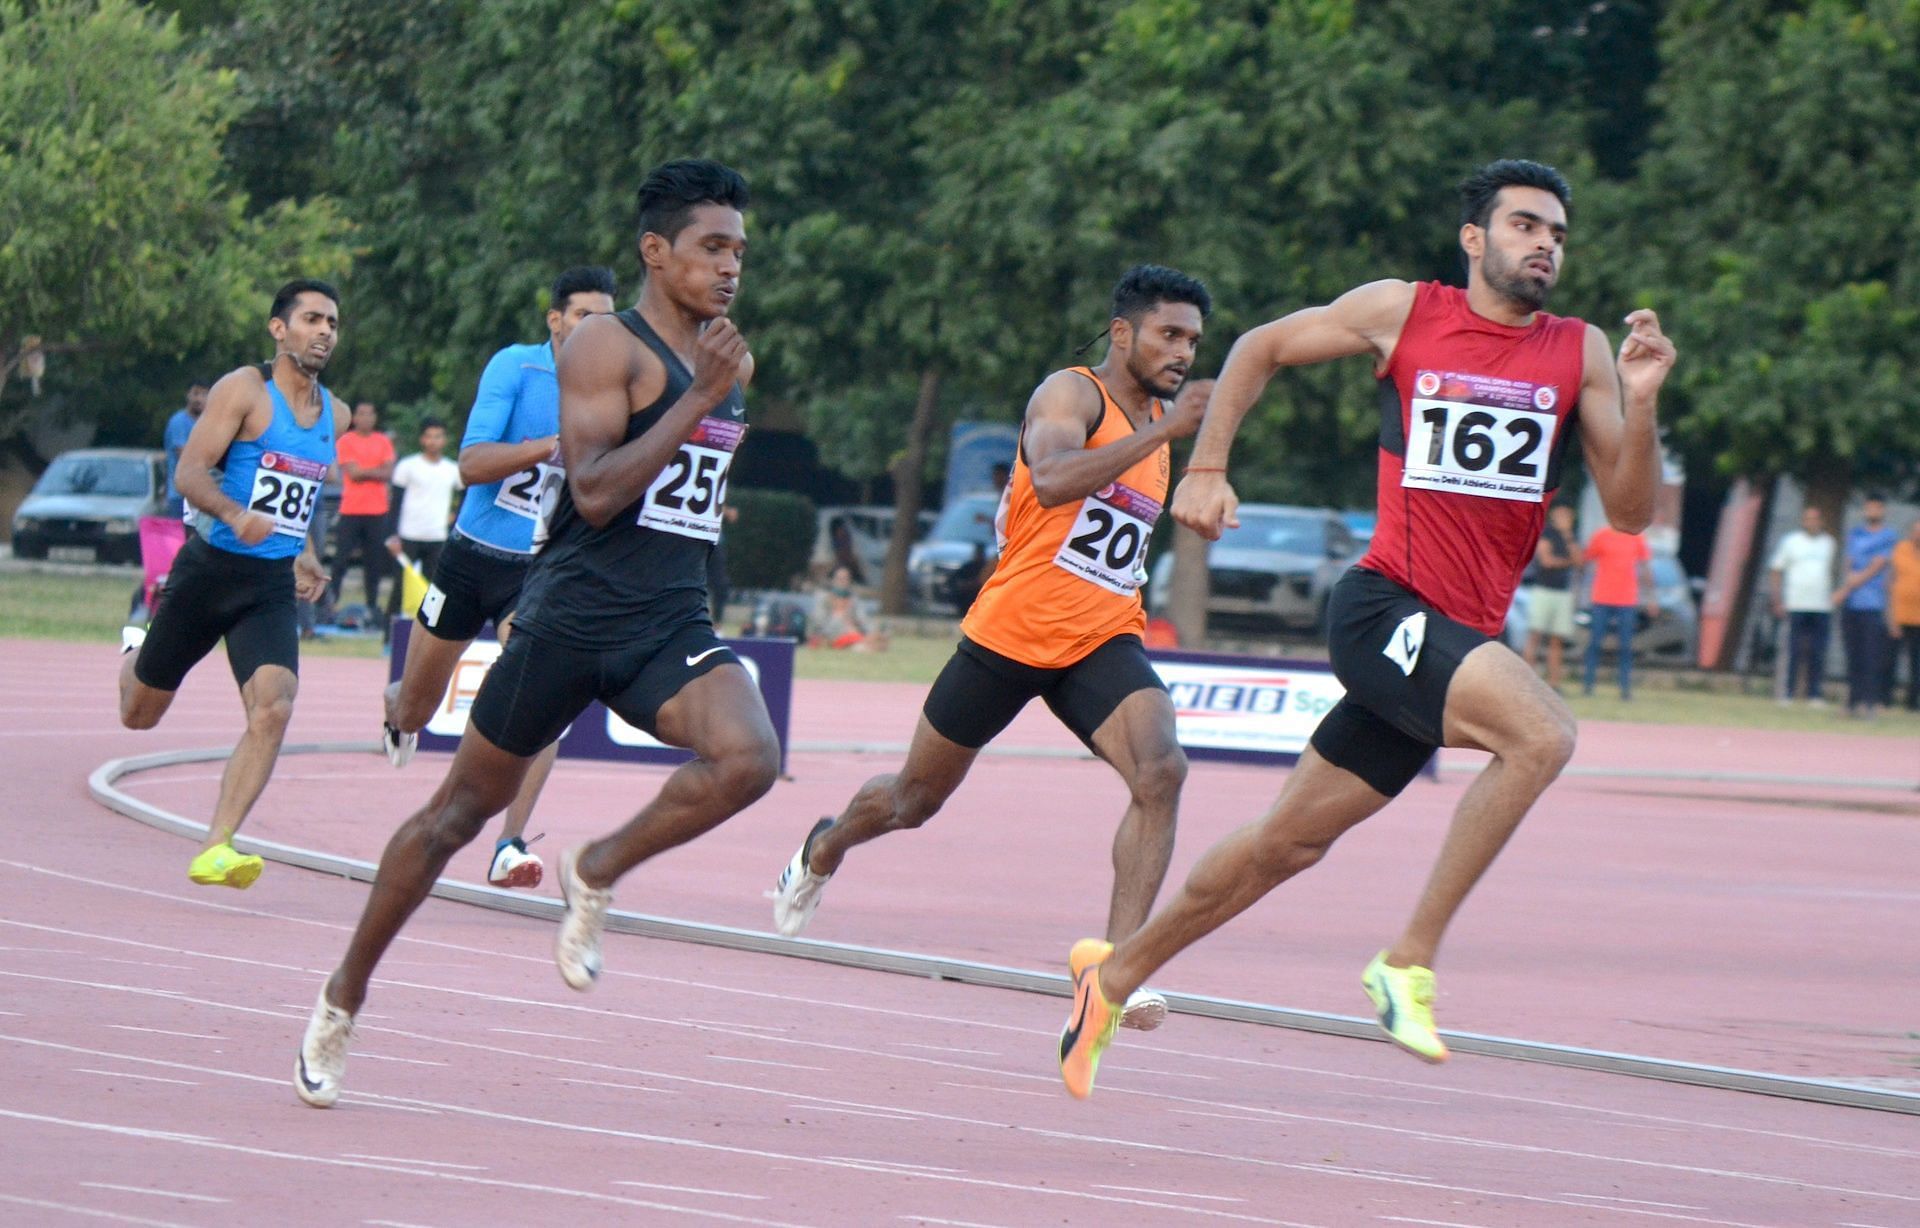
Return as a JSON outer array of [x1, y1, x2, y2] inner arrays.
[[900, 1218, 1015, 1228], [1316, 1165, 1436, 1182], [1559, 1194, 1710, 1210], [896, 1042, 1000, 1056], [1171, 1108, 1273, 1124], [938, 1081, 1055, 1098], [822, 1157, 967, 1175], [1379, 1219, 1491, 1228], [341, 1154, 488, 1172], [554, 1076, 677, 1094], [95, 958, 194, 972], [353, 1052, 449, 1067], [356, 1101, 441, 1115], [611, 1181, 766, 1200], [4, 976, 1906, 1223], [707, 1055, 828, 1072], [489, 1027, 600, 1043], [12, 868, 1900, 1166], [791, 1104, 918, 1122], [1094, 1184, 1244, 1203], [80, 1183, 228, 1204], [366, 1220, 446, 1228], [108, 1026, 223, 1041], [73, 1068, 201, 1087], [0, 1193, 196, 1227], [0, 945, 84, 954], [680, 1017, 788, 1034]]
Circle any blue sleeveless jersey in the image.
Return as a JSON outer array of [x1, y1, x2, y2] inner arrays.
[[206, 376, 336, 559], [453, 341, 560, 554]]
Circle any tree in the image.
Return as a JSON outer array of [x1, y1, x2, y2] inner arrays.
[[0, 0, 349, 460], [1632, 0, 1920, 519]]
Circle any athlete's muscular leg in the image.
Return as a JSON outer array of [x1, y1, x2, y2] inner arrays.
[[385, 629, 470, 733], [806, 715, 979, 877], [326, 726, 531, 1014], [573, 666, 780, 889], [499, 740, 559, 842], [1087, 688, 1187, 941], [1385, 640, 1574, 970], [201, 664, 298, 852], [118, 654, 175, 730], [1099, 749, 1389, 1002]]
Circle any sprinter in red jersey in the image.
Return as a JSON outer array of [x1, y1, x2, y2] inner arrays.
[[1060, 159, 1676, 1098]]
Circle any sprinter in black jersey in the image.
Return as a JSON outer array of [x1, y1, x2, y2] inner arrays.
[[296, 161, 774, 1107]]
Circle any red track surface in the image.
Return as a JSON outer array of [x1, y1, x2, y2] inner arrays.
[[4, 638, 1916, 1226]]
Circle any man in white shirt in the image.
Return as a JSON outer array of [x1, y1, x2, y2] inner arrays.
[[387, 417, 463, 620], [1768, 505, 1837, 704]]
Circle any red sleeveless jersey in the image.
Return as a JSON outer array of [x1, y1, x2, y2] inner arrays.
[[1356, 281, 1588, 634]]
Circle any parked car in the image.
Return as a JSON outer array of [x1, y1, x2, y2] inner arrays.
[[1341, 509, 1377, 546], [10, 448, 167, 563], [1149, 503, 1361, 632], [810, 505, 936, 585], [908, 492, 1003, 612]]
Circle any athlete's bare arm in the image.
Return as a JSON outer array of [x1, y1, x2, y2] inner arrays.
[[459, 437, 556, 485], [176, 370, 275, 547], [295, 398, 352, 601], [1022, 373, 1207, 508], [1172, 280, 1416, 540], [558, 314, 750, 527], [1574, 310, 1675, 535]]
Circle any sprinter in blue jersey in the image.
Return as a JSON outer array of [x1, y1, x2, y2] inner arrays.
[[381, 266, 617, 890], [120, 280, 348, 889]]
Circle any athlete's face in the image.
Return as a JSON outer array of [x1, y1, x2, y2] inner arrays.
[[1119, 302, 1204, 399], [644, 204, 746, 321], [1468, 187, 1567, 313], [547, 291, 616, 349], [268, 292, 339, 374]]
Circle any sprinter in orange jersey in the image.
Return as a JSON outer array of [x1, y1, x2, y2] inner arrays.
[[769, 265, 1212, 1031]]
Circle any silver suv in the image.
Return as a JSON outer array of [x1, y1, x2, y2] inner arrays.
[[1149, 503, 1361, 633], [11, 448, 166, 564]]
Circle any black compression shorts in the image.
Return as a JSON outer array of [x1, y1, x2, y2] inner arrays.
[[921, 633, 1164, 752], [134, 535, 298, 691], [415, 533, 534, 643]]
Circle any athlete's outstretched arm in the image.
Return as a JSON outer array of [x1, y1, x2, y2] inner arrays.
[[1023, 374, 1209, 508], [1574, 310, 1674, 534], [1172, 279, 1415, 540], [559, 315, 750, 527], [176, 370, 274, 546]]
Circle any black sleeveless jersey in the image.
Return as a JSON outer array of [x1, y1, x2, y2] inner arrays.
[[513, 309, 748, 648]]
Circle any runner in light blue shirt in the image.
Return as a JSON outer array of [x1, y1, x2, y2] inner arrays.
[[381, 266, 618, 890]]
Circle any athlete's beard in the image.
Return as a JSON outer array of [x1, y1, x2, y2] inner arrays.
[[1483, 244, 1554, 312], [281, 345, 330, 378], [1126, 352, 1181, 399]]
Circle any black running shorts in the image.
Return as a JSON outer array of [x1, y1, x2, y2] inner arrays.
[[415, 533, 534, 644], [467, 612, 738, 757], [921, 633, 1165, 752], [134, 535, 298, 691], [1310, 566, 1490, 797]]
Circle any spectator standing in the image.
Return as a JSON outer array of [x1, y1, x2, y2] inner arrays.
[[386, 417, 462, 619], [1889, 517, 1920, 712], [332, 401, 396, 621], [1523, 502, 1582, 689], [162, 382, 210, 517], [1582, 524, 1656, 700], [1834, 495, 1897, 718], [1768, 505, 1838, 705]]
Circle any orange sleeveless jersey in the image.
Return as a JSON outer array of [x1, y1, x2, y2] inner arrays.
[[962, 368, 1169, 668]]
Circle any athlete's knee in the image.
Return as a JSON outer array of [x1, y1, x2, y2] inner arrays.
[[1246, 813, 1341, 884], [711, 734, 780, 809], [246, 687, 297, 736], [1127, 744, 1188, 812], [1506, 710, 1576, 777], [120, 699, 161, 731]]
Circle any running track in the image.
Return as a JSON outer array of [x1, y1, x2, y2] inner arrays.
[[3, 639, 1916, 1226]]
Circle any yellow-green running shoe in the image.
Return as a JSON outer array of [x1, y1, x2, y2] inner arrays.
[[1059, 939, 1122, 1099], [188, 843, 263, 889], [1362, 951, 1448, 1063]]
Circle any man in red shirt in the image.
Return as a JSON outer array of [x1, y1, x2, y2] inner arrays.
[[331, 401, 396, 622], [1582, 525, 1656, 699], [1060, 159, 1676, 1098]]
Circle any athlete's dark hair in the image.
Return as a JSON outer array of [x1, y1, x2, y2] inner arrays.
[[635, 160, 750, 246], [270, 279, 341, 323], [551, 265, 617, 310], [1111, 264, 1212, 324], [1864, 491, 1888, 503], [419, 416, 446, 433], [1459, 159, 1572, 230]]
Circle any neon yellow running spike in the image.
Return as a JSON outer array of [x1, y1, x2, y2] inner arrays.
[[1059, 939, 1122, 1099], [1362, 951, 1448, 1064], [188, 843, 264, 889]]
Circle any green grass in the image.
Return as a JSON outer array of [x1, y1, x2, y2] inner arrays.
[[6, 566, 1913, 735]]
